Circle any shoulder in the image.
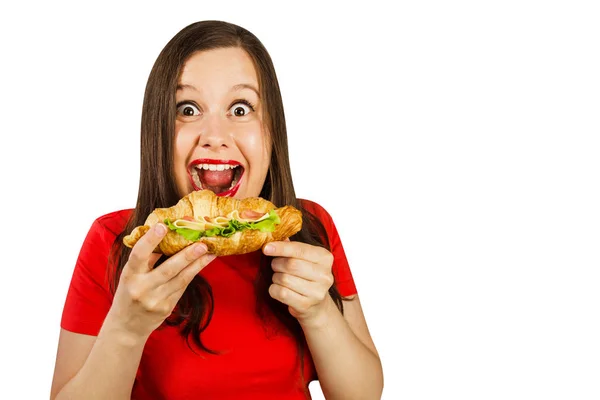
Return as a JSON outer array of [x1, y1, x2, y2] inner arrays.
[[93, 209, 134, 238], [80, 209, 133, 250], [298, 198, 356, 295], [73, 209, 133, 278], [297, 198, 332, 221], [297, 198, 337, 238]]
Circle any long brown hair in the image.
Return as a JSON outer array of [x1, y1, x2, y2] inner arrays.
[[109, 20, 348, 392]]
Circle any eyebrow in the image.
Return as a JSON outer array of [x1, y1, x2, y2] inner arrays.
[[176, 83, 260, 98]]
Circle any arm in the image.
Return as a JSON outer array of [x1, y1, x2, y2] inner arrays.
[[264, 242, 383, 399], [51, 223, 216, 399], [51, 323, 147, 400], [301, 295, 383, 400]]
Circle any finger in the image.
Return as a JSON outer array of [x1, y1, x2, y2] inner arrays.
[[269, 283, 310, 310], [164, 274, 198, 311], [147, 243, 209, 286], [165, 285, 187, 312], [271, 257, 321, 281], [161, 253, 217, 298], [148, 253, 162, 268], [263, 241, 324, 263], [272, 272, 321, 298], [127, 223, 169, 273]]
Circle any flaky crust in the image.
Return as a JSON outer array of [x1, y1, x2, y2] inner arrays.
[[123, 190, 302, 256]]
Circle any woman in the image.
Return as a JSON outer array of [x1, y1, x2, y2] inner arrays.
[[51, 20, 383, 399]]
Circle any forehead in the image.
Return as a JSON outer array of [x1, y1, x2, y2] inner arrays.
[[178, 47, 259, 89]]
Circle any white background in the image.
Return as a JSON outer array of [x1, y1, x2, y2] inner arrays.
[[1, 1, 599, 399]]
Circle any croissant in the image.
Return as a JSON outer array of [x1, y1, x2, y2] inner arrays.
[[123, 190, 302, 256]]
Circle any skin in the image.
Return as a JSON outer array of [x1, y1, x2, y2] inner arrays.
[[173, 47, 271, 199], [264, 236, 383, 399], [172, 47, 383, 398], [51, 226, 216, 399], [51, 47, 383, 399]]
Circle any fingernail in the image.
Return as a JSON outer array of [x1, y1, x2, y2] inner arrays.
[[264, 244, 274, 254], [155, 223, 167, 236], [206, 254, 217, 262], [194, 244, 207, 256]]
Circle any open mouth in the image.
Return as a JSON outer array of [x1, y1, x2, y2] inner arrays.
[[188, 159, 244, 197]]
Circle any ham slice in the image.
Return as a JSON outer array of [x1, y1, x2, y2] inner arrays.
[[240, 209, 266, 220]]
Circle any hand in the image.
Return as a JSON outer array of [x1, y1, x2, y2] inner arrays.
[[107, 223, 216, 340], [263, 240, 335, 326]]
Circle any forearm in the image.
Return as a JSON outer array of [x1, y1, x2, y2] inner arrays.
[[301, 296, 384, 400], [54, 314, 147, 400]]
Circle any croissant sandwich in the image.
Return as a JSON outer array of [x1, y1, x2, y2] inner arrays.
[[123, 190, 303, 256]]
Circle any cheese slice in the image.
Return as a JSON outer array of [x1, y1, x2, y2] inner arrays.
[[171, 210, 271, 231], [210, 216, 231, 227], [172, 219, 207, 231]]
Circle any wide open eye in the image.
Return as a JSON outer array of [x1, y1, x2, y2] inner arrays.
[[229, 100, 255, 117], [176, 102, 200, 117]]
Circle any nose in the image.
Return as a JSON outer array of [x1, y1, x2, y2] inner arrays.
[[198, 114, 231, 149]]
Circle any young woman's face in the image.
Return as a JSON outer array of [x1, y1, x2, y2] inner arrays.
[[173, 47, 271, 199]]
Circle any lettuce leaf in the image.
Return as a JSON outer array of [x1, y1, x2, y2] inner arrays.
[[175, 228, 202, 241], [164, 219, 202, 240], [164, 210, 280, 241], [247, 210, 280, 232]]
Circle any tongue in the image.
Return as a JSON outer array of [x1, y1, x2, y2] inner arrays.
[[199, 169, 234, 188]]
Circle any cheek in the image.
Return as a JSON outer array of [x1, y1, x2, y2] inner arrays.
[[174, 123, 195, 161], [173, 125, 196, 184], [236, 125, 270, 168]]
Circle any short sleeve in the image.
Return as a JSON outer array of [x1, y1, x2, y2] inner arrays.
[[60, 217, 119, 336], [300, 200, 358, 297]]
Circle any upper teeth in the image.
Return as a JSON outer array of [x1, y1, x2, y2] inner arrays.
[[196, 164, 238, 171]]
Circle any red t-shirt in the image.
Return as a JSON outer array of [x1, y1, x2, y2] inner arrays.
[[61, 199, 357, 399]]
